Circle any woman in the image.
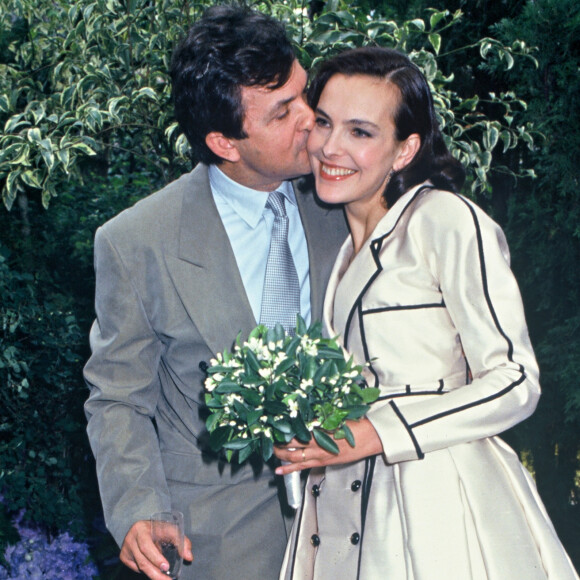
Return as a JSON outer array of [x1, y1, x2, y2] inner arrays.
[[274, 47, 578, 580]]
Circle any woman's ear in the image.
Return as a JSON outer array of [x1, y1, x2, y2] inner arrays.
[[393, 133, 421, 172], [205, 132, 241, 163]]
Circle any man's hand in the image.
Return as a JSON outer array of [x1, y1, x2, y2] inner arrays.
[[120, 520, 194, 579], [273, 418, 383, 475]]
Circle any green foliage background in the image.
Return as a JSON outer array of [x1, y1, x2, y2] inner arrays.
[[0, 0, 578, 575]]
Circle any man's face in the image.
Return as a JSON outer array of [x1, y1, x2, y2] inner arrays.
[[225, 61, 315, 191]]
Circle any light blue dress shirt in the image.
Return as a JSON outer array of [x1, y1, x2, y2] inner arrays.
[[209, 165, 311, 327]]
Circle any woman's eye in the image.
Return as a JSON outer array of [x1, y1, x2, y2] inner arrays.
[[352, 128, 371, 138], [315, 117, 330, 127]]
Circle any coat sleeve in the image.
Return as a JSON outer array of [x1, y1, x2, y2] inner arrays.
[[84, 225, 171, 547], [367, 191, 540, 464]]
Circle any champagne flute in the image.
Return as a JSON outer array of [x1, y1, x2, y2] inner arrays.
[[150, 510, 184, 579]]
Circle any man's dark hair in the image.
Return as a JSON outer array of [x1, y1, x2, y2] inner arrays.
[[170, 5, 296, 165], [308, 46, 465, 207]]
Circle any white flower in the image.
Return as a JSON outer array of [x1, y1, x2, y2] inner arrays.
[[264, 427, 272, 438], [274, 352, 288, 366], [210, 357, 219, 366], [341, 385, 351, 394], [300, 378, 313, 390], [259, 368, 273, 379], [260, 415, 268, 423], [246, 337, 264, 353], [204, 377, 217, 392], [212, 373, 224, 382], [287, 399, 299, 418], [229, 420, 237, 426]]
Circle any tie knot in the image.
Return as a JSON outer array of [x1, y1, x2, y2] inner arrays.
[[266, 191, 287, 218]]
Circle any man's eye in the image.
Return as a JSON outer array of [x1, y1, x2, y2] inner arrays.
[[276, 110, 289, 120]]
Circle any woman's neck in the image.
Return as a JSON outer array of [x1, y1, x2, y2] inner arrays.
[[345, 201, 388, 256]]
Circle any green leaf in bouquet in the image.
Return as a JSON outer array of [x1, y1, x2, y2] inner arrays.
[[261, 434, 274, 462], [232, 399, 249, 421], [344, 404, 369, 420], [245, 409, 263, 427], [266, 323, 285, 345], [215, 381, 242, 394], [285, 334, 301, 358], [275, 357, 296, 375], [209, 426, 231, 452], [264, 400, 287, 415], [313, 360, 332, 384], [272, 418, 293, 434], [334, 423, 355, 447], [241, 388, 262, 407], [206, 412, 222, 433], [266, 378, 283, 401], [317, 346, 347, 360], [312, 428, 339, 454], [291, 414, 312, 443], [204, 395, 224, 408], [238, 441, 255, 463], [245, 347, 261, 373], [360, 387, 380, 403], [248, 326, 263, 340], [296, 315, 308, 336], [320, 409, 349, 431], [207, 364, 233, 374], [297, 395, 313, 421], [273, 428, 293, 443], [223, 438, 252, 450], [302, 355, 317, 380]]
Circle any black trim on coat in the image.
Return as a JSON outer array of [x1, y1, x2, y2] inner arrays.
[[356, 455, 377, 579]]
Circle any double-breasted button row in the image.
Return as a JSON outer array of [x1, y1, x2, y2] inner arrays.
[[311, 484, 320, 497], [311, 534, 320, 547], [351, 480, 361, 492], [350, 532, 360, 545]]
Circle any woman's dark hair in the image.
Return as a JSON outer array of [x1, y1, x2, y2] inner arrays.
[[308, 47, 465, 206], [170, 5, 296, 165]]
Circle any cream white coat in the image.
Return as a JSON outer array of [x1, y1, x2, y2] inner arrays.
[[280, 185, 578, 580]]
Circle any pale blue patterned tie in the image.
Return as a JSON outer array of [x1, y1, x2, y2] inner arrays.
[[259, 191, 301, 335]]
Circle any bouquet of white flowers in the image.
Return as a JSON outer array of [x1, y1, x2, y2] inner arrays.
[[203, 317, 380, 464]]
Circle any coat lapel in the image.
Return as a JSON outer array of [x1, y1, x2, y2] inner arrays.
[[166, 165, 256, 356]]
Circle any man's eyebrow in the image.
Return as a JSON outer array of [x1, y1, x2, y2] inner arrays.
[[269, 95, 296, 116]]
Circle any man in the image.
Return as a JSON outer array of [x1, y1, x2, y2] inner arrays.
[[83, 5, 347, 580]]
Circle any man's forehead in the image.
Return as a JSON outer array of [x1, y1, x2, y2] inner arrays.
[[241, 62, 307, 102]]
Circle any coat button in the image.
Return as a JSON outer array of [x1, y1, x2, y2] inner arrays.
[[199, 361, 209, 372], [311, 484, 320, 497], [350, 532, 360, 545], [311, 534, 320, 547], [351, 480, 362, 492]]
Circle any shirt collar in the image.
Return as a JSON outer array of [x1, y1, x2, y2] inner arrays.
[[208, 165, 296, 228]]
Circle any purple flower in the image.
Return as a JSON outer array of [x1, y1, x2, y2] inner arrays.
[[0, 515, 98, 579]]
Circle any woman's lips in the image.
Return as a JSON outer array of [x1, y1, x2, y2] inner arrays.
[[320, 163, 357, 180]]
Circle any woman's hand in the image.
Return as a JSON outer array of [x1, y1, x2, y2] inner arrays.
[[273, 418, 383, 475]]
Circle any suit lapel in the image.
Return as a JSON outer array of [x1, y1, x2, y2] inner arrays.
[[294, 177, 348, 323], [166, 165, 256, 356]]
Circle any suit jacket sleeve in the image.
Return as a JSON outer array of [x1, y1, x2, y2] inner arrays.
[[84, 224, 171, 546], [367, 190, 540, 464]]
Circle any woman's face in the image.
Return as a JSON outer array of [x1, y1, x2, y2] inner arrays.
[[307, 73, 414, 212]]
